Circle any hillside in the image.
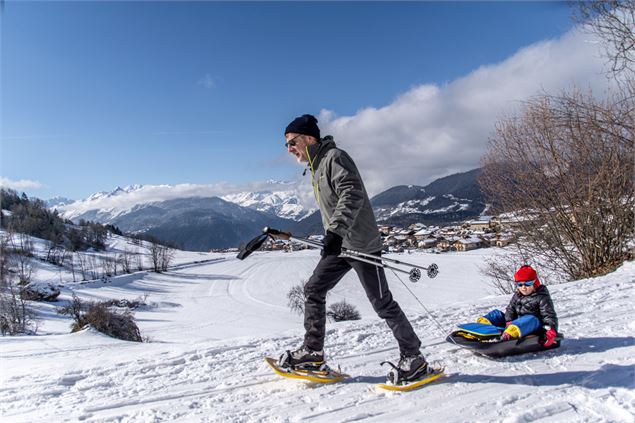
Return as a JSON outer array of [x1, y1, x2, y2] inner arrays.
[[0, 237, 633, 422], [371, 168, 486, 226], [53, 169, 486, 248]]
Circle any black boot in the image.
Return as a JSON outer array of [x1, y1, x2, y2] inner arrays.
[[278, 346, 325, 370], [384, 352, 428, 384]]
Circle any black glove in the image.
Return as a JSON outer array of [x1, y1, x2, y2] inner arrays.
[[321, 231, 343, 258]]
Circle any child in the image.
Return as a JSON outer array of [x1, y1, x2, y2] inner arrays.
[[478, 265, 558, 346]]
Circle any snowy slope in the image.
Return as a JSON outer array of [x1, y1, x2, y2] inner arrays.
[[1, 247, 633, 422]]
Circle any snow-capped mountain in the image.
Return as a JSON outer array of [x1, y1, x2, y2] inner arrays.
[[106, 197, 290, 251], [84, 184, 144, 203], [371, 168, 486, 226], [52, 169, 484, 248], [44, 196, 75, 208], [55, 184, 148, 221], [54, 183, 299, 250], [292, 168, 487, 235], [57, 183, 311, 223], [221, 190, 314, 221]]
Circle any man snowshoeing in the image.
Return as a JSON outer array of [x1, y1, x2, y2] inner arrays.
[[278, 114, 428, 384]]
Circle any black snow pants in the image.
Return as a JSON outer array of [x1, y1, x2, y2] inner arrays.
[[303, 252, 421, 356]]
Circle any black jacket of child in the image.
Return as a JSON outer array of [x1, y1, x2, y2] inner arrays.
[[505, 285, 558, 331]]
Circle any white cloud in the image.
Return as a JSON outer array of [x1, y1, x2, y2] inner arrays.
[[317, 27, 616, 197], [198, 73, 216, 89], [57, 181, 312, 218], [0, 177, 44, 190]]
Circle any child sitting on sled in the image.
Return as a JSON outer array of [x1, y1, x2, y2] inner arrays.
[[478, 265, 559, 346]]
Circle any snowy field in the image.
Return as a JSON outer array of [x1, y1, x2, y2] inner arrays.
[[1, 241, 634, 422]]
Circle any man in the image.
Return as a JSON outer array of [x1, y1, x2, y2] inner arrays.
[[278, 114, 427, 383]]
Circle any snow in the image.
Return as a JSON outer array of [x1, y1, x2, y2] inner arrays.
[[1, 236, 634, 422], [221, 190, 314, 221], [55, 183, 314, 223]]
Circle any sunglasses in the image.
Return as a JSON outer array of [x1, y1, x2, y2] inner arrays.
[[515, 280, 535, 287], [284, 134, 303, 148]]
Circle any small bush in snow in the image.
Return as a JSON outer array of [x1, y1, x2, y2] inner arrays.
[[82, 303, 142, 342], [0, 288, 38, 335], [327, 300, 361, 322], [59, 294, 143, 342], [20, 282, 61, 302], [101, 294, 148, 310], [0, 233, 38, 335]]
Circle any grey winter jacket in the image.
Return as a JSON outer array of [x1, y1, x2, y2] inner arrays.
[[306, 136, 383, 254], [505, 285, 558, 330]]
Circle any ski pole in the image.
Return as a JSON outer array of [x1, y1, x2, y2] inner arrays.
[[260, 227, 438, 282]]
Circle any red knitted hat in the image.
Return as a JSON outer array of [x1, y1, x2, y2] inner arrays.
[[514, 265, 541, 288]]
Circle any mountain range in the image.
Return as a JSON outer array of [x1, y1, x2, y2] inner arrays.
[[52, 168, 486, 250]]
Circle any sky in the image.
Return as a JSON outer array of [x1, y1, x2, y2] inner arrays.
[[0, 1, 614, 202]]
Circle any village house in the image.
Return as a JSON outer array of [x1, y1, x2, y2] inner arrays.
[[378, 225, 393, 236], [417, 238, 438, 249], [492, 216, 523, 231], [414, 227, 436, 241], [491, 233, 515, 247], [408, 223, 426, 231], [437, 236, 461, 251], [467, 216, 494, 232], [454, 236, 483, 251], [374, 213, 520, 253]]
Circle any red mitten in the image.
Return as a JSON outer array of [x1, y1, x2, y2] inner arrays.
[[543, 327, 557, 347]]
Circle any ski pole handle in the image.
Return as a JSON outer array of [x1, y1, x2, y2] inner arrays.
[[262, 226, 292, 240]]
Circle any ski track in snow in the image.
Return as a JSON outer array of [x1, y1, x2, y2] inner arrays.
[[1, 249, 634, 423]]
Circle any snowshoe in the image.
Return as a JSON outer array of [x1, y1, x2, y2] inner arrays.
[[278, 346, 325, 371], [264, 357, 348, 383], [377, 358, 446, 392]]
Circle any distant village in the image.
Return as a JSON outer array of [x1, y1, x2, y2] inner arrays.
[[259, 215, 519, 254]]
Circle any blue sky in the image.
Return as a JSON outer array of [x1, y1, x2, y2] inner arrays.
[[1, 1, 596, 201]]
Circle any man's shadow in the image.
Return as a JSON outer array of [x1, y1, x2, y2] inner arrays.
[[452, 363, 633, 389], [556, 336, 635, 355], [348, 337, 635, 388], [454, 336, 635, 390]]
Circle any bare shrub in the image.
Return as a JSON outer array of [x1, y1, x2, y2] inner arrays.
[[58, 294, 84, 325], [118, 248, 135, 274], [102, 256, 117, 277], [0, 282, 38, 335], [287, 279, 308, 316], [58, 294, 143, 342], [82, 303, 142, 342], [45, 242, 66, 266], [327, 300, 361, 322], [0, 232, 37, 335], [101, 294, 149, 309], [9, 233, 35, 285], [135, 252, 145, 271], [480, 89, 634, 280], [20, 282, 61, 302], [149, 242, 174, 273], [479, 252, 524, 295]]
